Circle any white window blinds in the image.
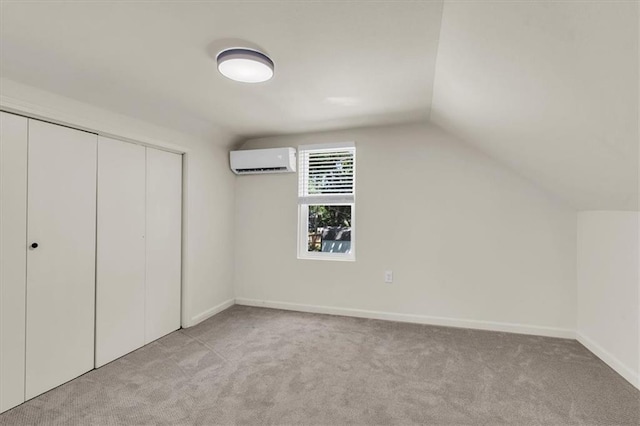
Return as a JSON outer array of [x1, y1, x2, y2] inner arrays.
[[298, 142, 356, 205]]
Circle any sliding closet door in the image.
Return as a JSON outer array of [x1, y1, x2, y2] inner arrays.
[[0, 112, 28, 413], [25, 120, 97, 399], [145, 147, 182, 343], [96, 137, 146, 367]]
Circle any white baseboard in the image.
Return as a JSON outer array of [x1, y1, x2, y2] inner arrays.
[[234, 298, 575, 339], [577, 332, 640, 390], [186, 298, 235, 327]]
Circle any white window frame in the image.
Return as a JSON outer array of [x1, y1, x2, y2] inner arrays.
[[297, 142, 356, 261]]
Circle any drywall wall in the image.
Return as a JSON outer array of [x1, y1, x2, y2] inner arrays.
[[234, 123, 577, 336], [637, 8, 640, 387], [0, 78, 236, 327], [577, 211, 640, 388]]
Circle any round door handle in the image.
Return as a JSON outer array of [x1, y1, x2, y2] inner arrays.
[[30, 243, 38, 249]]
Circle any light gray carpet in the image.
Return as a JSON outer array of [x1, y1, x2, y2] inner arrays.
[[1, 305, 638, 425]]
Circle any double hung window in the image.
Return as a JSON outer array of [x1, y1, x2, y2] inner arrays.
[[297, 142, 356, 261]]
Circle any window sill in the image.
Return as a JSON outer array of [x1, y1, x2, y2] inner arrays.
[[297, 253, 356, 262]]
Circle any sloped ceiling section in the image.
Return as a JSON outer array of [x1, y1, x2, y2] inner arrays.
[[431, 1, 639, 211]]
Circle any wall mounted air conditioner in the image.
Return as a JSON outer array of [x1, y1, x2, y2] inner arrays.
[[230, 147, 296, 175]]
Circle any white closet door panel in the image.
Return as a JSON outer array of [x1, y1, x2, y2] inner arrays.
[[96, 137, 146, 367], [26, 120, 97, 399], [145, 148, 182, 343], [0, 112, 28, 413]]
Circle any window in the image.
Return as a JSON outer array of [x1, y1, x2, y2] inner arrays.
[[298, 142, 356, 261]]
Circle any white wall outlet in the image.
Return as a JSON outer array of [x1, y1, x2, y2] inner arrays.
[[384, 270, 393, 283]]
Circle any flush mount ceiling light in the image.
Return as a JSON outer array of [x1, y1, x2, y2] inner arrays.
[[216, 48, 274, 83]]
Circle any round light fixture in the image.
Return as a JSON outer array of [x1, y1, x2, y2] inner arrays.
[[216, 48, 274, 83]]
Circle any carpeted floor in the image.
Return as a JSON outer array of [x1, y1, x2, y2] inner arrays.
[[1, 305, 638, 425]]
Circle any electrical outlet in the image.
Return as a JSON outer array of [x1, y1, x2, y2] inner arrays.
[[384, 270, 393, 283]]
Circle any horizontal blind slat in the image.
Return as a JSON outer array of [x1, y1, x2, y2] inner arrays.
[[308, 158, 353, 161], [305, 188, 354, 191]]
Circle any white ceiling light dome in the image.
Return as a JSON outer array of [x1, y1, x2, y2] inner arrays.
[[216, 48, 274, 83]]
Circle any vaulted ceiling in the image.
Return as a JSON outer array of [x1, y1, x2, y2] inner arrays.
[[1, 1, 638, 210], [431, 1, 638, 211]]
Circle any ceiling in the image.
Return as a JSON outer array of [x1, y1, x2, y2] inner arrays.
[[1, 1, 638, 210], [0, 0, 442, 139], [431, 1, 639, 210]]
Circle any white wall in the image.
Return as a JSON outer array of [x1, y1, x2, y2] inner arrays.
[[0, 79, 236, 327], [577, 211, 640, 388], [234, 123, 577, 337]]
